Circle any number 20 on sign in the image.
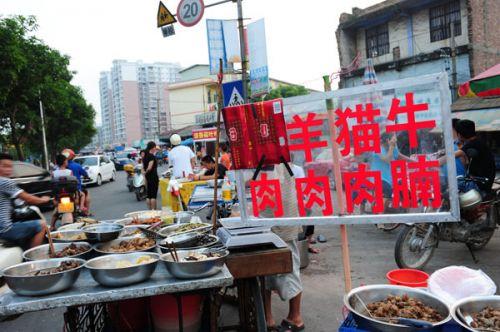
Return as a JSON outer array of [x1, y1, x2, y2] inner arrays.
[[177, 0, 205, 27]]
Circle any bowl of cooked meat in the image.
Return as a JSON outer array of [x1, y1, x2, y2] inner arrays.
[[23, 242, 93, 261], [451, 295, 500, 331], [93, 237, 156, 255], [160, 247, 228, 279], [49, 230, 88, 243], [344, 285, 451, 331], [1, 258, 85, 296]]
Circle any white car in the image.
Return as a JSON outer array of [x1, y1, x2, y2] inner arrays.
[[74, 155, 116, 186]]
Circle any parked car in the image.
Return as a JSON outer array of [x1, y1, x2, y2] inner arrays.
[[113, 151, 137, 171], [73, 155, 116, 186], [10, 161, 53, 209]]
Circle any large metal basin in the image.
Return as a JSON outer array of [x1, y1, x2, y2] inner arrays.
[[23, 242, 92, 261], [344, 285, 451, 332], [86, 253, 159, 287], [451, 295, 500, 331], [160, 248, 228, 279], [49, 230, 87, 243], [82, 224, 123, 243], [1, 258, 85, 296]]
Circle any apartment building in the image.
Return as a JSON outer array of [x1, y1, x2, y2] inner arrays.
[[335, 0, 500, 96], [99, 60, 181, 147]]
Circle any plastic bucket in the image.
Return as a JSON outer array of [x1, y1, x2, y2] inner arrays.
[[150, 294, 204, 332], [386, 269, 429, 288]]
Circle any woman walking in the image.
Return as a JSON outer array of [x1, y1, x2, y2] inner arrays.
[[143, 141, 159, 210]]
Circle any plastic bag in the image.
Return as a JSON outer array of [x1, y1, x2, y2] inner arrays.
[[428, 266, 497, 304]]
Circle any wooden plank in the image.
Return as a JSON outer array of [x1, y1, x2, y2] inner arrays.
[[226, 248, 292, 279]]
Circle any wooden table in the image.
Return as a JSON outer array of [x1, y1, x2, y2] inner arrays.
[[222, 247, 292, 332]]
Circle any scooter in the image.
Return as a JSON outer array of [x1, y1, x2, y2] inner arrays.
[[50, 176, 79, 227], [133, 164, 147, 201], [124, 163, 135, 192]]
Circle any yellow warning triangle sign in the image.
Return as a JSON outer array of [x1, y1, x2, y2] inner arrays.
[[157, 1, 177, 27]]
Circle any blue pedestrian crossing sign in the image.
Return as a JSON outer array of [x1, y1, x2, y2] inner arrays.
[[222, 80, 245, 107]]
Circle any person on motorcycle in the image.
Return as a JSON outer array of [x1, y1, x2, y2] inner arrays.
[[455, 119, 496, 193], [0, 153, 51, 248], [49, 154, 75, 230], [62, 149, 91, 216]]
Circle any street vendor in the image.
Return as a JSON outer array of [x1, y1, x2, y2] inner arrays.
[[189, 155, 227, 181], [0, 153, 51, 248], [168, 134, 195, 178]]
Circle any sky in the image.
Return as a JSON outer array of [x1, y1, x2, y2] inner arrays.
[[2, 0, 380, 125]]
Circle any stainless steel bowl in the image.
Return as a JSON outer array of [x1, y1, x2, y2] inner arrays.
[[459, 189, 483, 210], [344, 285, 451, 332], [160, 248, 228, 279], [157, 234, 219, 253], [82, 224, 124, 243], [1, 258, 85, 296], [158, 222, 211, 238], [93, 238, 157, 255], [86, 253, 159, 287], [119, 225, 148, 238], [175, 211, 195, 224], [23, 242, 92, 261], [451, 295, 500, 331], [49, 230, 88, 243]]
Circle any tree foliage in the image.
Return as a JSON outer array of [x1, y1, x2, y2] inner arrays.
[[264, 84, 310, 101], [0, 15, 95, 161]]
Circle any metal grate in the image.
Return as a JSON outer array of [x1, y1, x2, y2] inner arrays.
[[365, 23, 389, 58], [429, 0, 461, 42]]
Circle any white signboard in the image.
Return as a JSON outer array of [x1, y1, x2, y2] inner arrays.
[[247, 19, 270, 98]]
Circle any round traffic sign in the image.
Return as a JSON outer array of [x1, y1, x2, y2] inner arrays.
[[177, 0, 205, 27]]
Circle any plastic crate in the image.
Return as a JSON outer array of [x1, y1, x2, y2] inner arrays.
[[339, 313, 464, 331]]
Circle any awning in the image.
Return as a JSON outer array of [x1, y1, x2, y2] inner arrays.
[[458, 63, 500, 98], [452, 107, 500, 132]]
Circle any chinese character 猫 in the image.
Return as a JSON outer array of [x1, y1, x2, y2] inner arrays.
[[335, 103, 381, 156], [286, 112, 328, 162]]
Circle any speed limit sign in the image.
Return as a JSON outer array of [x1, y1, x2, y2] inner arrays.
[[177, 0, 205, 27]]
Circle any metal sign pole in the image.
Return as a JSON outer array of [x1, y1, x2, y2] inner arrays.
[[39, 94, 50, 171]]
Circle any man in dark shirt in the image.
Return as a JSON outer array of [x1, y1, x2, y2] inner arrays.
[[191, 155, 227, 180], [455, 119, 496, 192]]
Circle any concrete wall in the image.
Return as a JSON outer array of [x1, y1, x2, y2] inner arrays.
[[354, 0, 469, 67], [122, 81, 142, 146], [467, 0, 500, 76], [342, 53, 471, 88], [169, 84, 207, 130]]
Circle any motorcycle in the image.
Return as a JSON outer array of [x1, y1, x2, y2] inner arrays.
[[124, 163, 135, 192], [394, 174, 500, 270], [51, 176, 80, 226], [133, 164, 146, 201]]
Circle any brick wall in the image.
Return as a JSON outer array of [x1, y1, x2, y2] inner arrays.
[[467, 0, 500, 76]]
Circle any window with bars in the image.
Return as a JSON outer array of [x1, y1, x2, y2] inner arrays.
[[429, 0, 461, 42], [365, 23, 389, 58]]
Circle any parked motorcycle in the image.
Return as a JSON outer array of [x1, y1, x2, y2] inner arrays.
[[124, 163, 135, 192], [394, 174, 500, 270], [133, 164, 146, 201]]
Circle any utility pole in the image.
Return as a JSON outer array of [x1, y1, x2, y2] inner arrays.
[[236, 0, 248, 101], [450, 21, 457, 101], [156, 97, 161, 142], [39, 94, 49, 171]]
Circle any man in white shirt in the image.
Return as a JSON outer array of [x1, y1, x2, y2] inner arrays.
[[168, 134, 195, 178]]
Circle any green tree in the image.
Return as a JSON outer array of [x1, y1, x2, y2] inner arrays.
[[0, 15, 95, 161], [264, 84, 310, 101]]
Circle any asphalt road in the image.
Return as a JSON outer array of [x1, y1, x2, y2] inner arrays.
[[2, 169, 499, 331]]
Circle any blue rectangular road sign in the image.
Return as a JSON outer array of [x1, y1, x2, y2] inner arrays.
[[222, 80, 245, 107]]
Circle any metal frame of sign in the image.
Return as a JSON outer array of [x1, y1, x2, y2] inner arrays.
[[177, 0, 205, 27], [224, 73, 460, 226]]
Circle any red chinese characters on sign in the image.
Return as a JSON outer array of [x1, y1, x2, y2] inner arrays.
[[286, 113, 328, 162], [386, 93, 436, 148], [343, 164, 384, 214], [295, 170, 333, 216], [335, 103, 381, 156], [250, 173, 283, 217]]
